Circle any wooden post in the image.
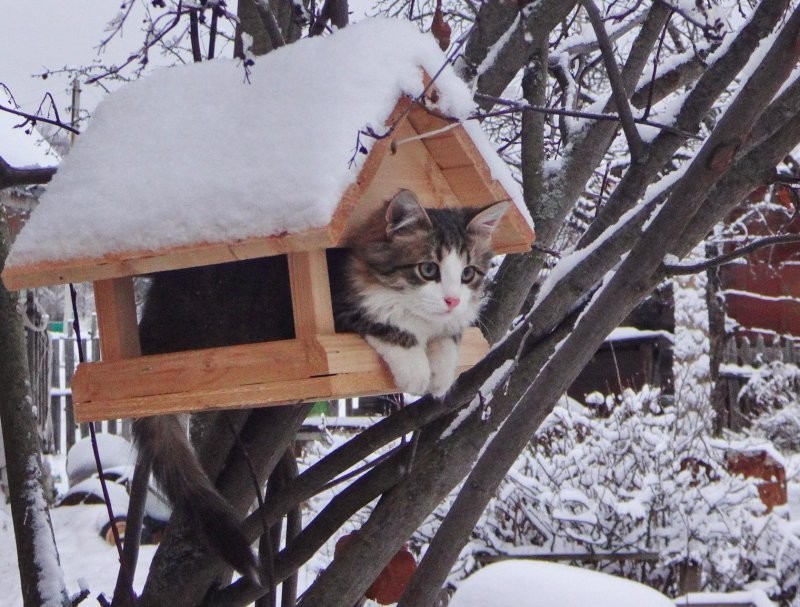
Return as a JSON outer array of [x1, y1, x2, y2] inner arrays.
[[287, 250, 335, 339], [50, 336, 61, 454], [64, 333, 76, 453], [93, 277, 141, 361]]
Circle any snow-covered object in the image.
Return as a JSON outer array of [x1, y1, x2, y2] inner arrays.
[[677, 590, 778, 607], [61, 477, 130, 523], [449, 560, 674, 607], [65, 434, 134, 486], [454, 388, 800, 600], [6, 18, 528, 273]]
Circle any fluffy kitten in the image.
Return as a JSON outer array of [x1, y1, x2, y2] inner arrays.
[[134, 189, 507, 577], [335, 189, 508, 396]]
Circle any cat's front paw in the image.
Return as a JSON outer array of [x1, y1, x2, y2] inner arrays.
[[392, 358, 432, 396], [365, 337, 431, 396], [427, 336, 459, 398]]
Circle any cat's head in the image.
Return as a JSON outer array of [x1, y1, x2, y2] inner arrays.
[[351, 190, 508, 330]]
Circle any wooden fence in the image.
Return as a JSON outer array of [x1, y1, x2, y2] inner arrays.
[[716, 334, 800, 431], [26, 314, 131, 455]]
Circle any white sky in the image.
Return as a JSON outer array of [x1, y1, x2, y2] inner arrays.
[[0, 0, 378, 166], [1, 0, 141, 165]]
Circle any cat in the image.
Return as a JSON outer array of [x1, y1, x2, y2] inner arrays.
[[134, 189, 508, 579], [334, 189, 508, 396]]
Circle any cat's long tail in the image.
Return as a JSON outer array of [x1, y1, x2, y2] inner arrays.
[[133, 415, 260, 581]]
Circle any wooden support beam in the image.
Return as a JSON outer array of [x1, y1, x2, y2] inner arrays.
[[71, 329, 490, 421], [288, 250, 335, 338], [93, 277, 141, 361]]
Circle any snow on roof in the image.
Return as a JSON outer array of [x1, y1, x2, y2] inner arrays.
[[7, 19, 524, 269], [449, 560, 674, 607]]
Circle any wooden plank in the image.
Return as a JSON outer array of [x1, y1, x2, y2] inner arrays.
[[74, 375, 337, 422], [315, 327, 488, 374], [328, 97, 415, 243], [2, 226, 336, 290], [71, 339, 318, 404], [288, 250, 335, 338], [72, 329, 490, 421], [406, 102, 535, 255], [94, 277, 141, 361], [337, 119, 461, 246], [458, 328, 491, 363], [420, 135, 473, 170]]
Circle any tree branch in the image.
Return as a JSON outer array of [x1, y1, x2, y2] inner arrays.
[[473, 93, 700, 139], [580, 0, 791, 248], [0, 103, 79, 136], [661, 234, 800, 276], [580, 0, 645, 160], [254, 0, 286, 48]]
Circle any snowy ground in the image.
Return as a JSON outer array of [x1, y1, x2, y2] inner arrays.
[[0, 501, 157, 606], [2, 451, 798, 605]]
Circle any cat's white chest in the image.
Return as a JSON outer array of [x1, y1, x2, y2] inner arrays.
[[360, 284, 478, 342]]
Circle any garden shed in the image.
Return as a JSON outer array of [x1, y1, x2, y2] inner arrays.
[[2, 19, 534, 422]]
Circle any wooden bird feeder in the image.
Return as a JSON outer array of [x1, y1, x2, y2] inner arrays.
[[2, 23, 534, 422]]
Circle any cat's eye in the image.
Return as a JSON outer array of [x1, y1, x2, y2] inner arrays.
[[461, 266, 477, 283], [418, 261, 439, 281]]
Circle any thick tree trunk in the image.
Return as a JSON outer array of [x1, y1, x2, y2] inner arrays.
[[0, 206, 70, 607]]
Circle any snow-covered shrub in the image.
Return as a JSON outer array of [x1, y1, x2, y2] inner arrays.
[[740, 362, 800, 452], [457, 388, 800, 604]]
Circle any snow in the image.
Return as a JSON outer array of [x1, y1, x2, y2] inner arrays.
[[440, 359, 513, 439], [606, 326, 674, 343], [25, 463, 68, 607], [677, 590, 777, 607], [65, 434, 135, 485], [0, 503, 157, 607], [7, 18, 527, 269], [449, 560, 674, 607]]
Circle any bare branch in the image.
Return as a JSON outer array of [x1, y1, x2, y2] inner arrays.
[[580, 0, 792, 248], [661, 234, 800, 276], [0, 103, 79, 136], [189, 8, 204, 62], [474, 92, 700, 139], [581, 0, 645, 160]]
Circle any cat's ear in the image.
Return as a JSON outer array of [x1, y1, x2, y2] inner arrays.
[[468, 201, 510, 237], [385, 190, 432, 237]]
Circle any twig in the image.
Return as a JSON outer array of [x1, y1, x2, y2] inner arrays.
[[0, 103, 79, 135], [281, 453, 301, 607], [658, 0, 725, 41], [660, 233, 800, 276], [111, 457, 151, 606], [390, 122, 460, 153], [317, 444, 402, 494], [97, 0, 138, 51], [473, 92, 700, 140], [581, 0, 645, 160], [69, 284, 137, 606], [643, 9, 673, 120], [189, 8, 203, 62], [224, 416, 273, 590], [87, 8, 183, 84], [208, 7, 219, 59], [69, 588, 91, 606]]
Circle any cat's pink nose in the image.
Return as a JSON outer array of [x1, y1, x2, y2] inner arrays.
[[444, 295, 460, 311]]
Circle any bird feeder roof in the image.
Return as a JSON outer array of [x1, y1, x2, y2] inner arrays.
[[3, 19, 533, 290]]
